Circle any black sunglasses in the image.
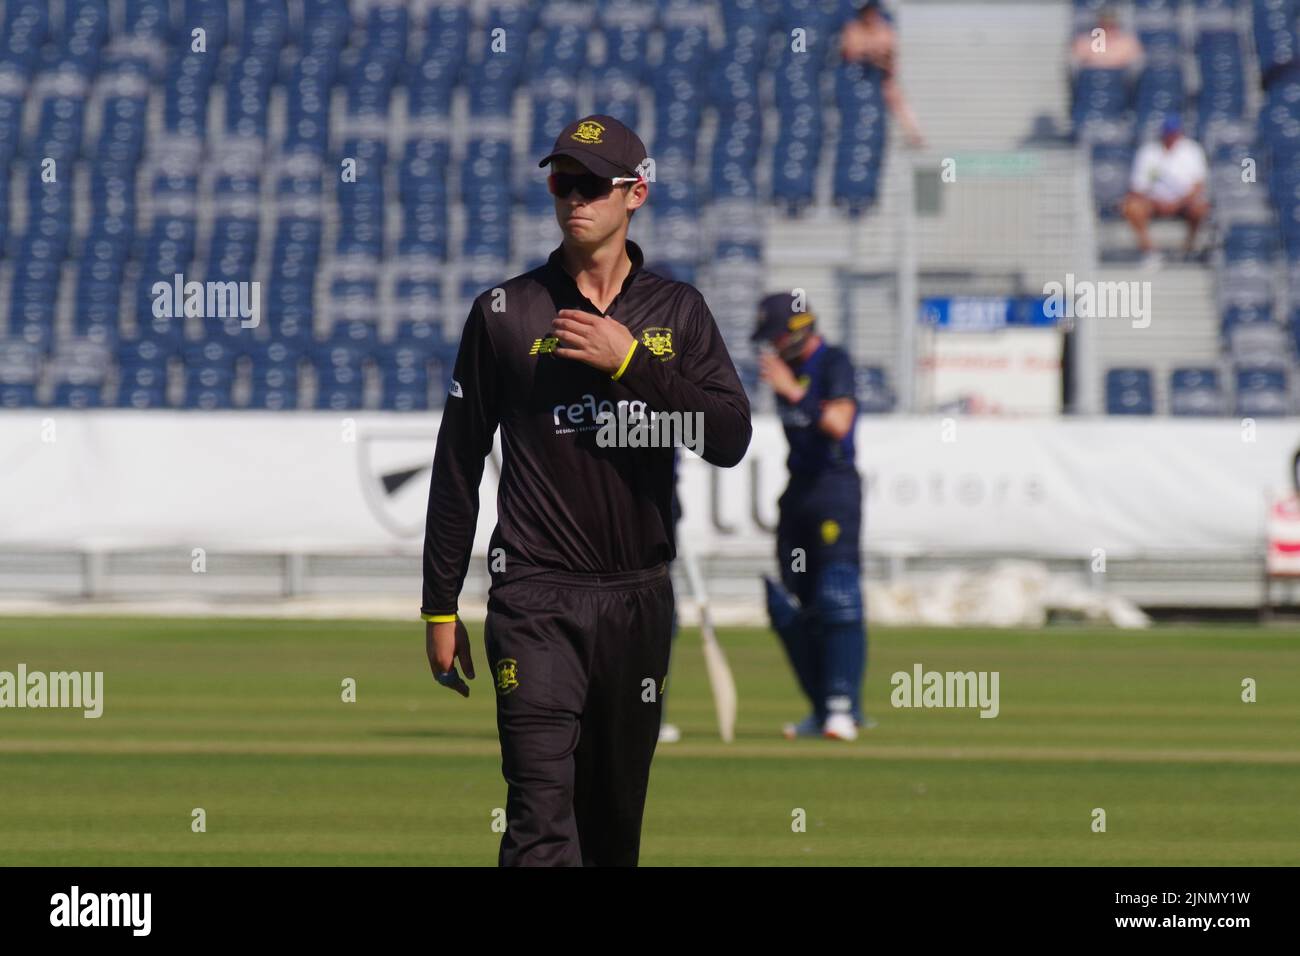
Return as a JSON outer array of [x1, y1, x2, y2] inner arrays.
[[547, 171, 640, 200]]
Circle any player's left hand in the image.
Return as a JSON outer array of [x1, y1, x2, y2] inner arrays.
[[426, 618, 475, 698], [552, 309, 636, 375]]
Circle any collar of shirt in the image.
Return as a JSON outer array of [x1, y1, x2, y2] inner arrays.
[[544, 239, 645, 315]]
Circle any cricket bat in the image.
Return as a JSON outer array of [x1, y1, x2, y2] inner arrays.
[[679, 544, 737, 742]]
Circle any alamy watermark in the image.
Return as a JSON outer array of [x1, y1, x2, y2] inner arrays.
[[50, 886, 150, 936], [891, 663, 1000, 718], [0, 664, 103, 718], [595, 403, 704, 455], [152, 273, 261, 328], [1043, 273, 1151, 329], [551, 393, 705, 455]]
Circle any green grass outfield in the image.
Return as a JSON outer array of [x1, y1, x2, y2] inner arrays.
[[1, 616, 1297, 866]]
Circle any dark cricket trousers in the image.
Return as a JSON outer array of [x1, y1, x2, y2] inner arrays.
[[484, 562, 675, 867]]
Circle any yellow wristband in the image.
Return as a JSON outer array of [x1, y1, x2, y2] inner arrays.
[[421, 612, 457, 623], [611, 340, 638, 381]]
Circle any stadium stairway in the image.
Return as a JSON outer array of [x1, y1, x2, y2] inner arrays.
[[898, 1, 1074, 149]]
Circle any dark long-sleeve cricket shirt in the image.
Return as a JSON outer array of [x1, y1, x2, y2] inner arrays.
[[420, 240, 752, 619]]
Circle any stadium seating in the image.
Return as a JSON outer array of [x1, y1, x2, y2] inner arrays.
[[1169, 366, 1228, 415], [1105, 367, 1156, 414], [0, 0, 888, 411], [1081, 0, 1300, 415], [1235, 365, 1291, 415], [854, 366, 896, 414], [1091, 143, 1136, 218], [0, 339, 40, 407]]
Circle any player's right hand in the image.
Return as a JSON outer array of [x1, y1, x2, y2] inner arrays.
[[426, 617, 475, 698], [758, 351, 804, 401]]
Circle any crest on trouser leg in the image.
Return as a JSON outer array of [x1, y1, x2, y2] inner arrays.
[[494, 658, 519, 695]]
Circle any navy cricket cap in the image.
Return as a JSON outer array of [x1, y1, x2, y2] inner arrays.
[[537, 115, 648, 179], [752, 293, 817, 343]]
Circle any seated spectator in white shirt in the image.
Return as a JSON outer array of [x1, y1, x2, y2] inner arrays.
[[1122, 115, 1209, 268]]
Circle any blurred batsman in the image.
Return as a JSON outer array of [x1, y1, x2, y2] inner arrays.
[[753, 294, 871, 741]]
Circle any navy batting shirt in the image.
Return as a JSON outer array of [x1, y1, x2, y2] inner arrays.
[[778, 341, 858, 479]]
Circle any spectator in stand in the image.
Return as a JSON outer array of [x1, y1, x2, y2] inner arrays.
[[1123, 115, 1210, 269], [840, 0, 925, 148], [1071, 5, 1144, 73]]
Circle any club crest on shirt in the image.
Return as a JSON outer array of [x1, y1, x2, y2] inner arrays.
[[494, 658, 520, 695], [641, 327, 674, 360], [571, 120, 605, 144], [821, 519, 841, 545]]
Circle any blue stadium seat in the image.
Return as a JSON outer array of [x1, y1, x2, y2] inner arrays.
[[1235, 366, 1290, 415], [1134, 66, 1185, 138], [1091, 144, 1135, 218], [181, 364, 234, 409], [46, 343, 111, 404], [395, 319, 444, 351], [1254, 0, 1300, 85], [1222, 301, 1275, 332], [771, 42, 822, 213], [119, 336, 177, 367], [0, 339, 40, 407], [283, 53, 335, 151], [652, 209, 701, 267], [1197, 30, 1245, 124], [247, 341, 300, 410], [248, 361, 299, 411], [590, 65, 640, 131], [120, 362, 169, 393], [855, 367, 896, 414], [380, 364, 430, 411], [1228, 318, 1293, 367], [1137, 28, 1183, 69], [1134, 3, 1180, 35], [330, 319, 380, 355], [1105, 367, 1155, 414], [1, 384, 38, 407], [408, 5, 466, 119], [1169, 367, 1227, 415], [834, 62, 887, 215], [314, 361, 365, 410], [250, 339, 301, 369], [116, 384, 167, 408], [1073, 69, 1130, 129], [183, 338, 241, 371], [464, 4, 533, 116], [1224, 223, 1281, 264], [124, 0, 170, 38], [52, 383, 104, 407], [388, 270, 437, 321], [248, 386, 297, 410]]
